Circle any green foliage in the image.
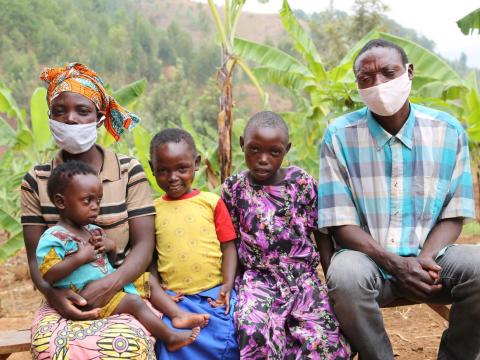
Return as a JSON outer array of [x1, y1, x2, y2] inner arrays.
[[457, 8, 480, 35], [235, 0, 480, 178]]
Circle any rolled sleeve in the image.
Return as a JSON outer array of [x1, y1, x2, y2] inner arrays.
[[20, 170, 46, 226], [439, 129, 475, 221], [126, 159, 156, 219], [318, 129, 360, 230]]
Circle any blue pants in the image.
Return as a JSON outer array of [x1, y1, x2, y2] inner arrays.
[[155, 285, 239, 359]]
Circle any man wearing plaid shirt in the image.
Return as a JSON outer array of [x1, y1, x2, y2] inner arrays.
[[319, 39, 480, 360]]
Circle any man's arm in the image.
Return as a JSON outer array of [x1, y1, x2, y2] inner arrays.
[[80, 215, 155, 308], [330, 225, 442, 299], [418, 217, 463, 279], [23, 225, 100, 319]]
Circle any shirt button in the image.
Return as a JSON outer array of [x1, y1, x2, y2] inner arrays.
[[390, 238, 395, 243]]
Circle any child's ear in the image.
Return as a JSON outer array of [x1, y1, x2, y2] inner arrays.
[[285, 142, 292, 154], [194, 155, 201, 171], [53, 193, 66, 210], [240, 136, 245, 151]]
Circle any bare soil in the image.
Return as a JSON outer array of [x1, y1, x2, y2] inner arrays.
[[0, 236, 478, 360]]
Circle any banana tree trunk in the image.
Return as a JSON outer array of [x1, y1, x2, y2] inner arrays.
[[217, 50, 235, 183]]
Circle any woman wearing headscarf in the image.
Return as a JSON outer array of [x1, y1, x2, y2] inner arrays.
[[21, 63, 158, 359]]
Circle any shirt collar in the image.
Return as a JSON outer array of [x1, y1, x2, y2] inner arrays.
[[52, 145, 121, 182], [162, 189, 200, 201], [366, 103, 415, 150]]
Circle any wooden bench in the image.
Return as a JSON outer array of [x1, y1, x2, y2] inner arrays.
[[0, 330, 30, 359], [0, 305, 447, 359]]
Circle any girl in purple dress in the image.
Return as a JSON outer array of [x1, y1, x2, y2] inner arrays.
[[222, 111, 351, 359]]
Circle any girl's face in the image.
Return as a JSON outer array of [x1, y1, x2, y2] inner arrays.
[[240, 126, 291, 185], [150, 141, 200, 199], [54, 173, 103, 227], [50, 91, 102, 124]]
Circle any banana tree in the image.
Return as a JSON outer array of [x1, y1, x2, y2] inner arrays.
[[457, 8, 480, 35], [233, 0, 471, 176], [207, 0, 269, 182]]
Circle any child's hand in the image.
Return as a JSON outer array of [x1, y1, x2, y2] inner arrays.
[[208, 284, 232, 314], [90, 231, 116, 254], [160, 283, 184, 302], [76, 241, 97, 264]]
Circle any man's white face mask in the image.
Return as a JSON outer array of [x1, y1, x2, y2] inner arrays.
[[48, 119, 98, 154], [358, 65, 412, 116]]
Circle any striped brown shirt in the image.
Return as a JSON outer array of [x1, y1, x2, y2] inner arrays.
[[21, 145, 156, 264]]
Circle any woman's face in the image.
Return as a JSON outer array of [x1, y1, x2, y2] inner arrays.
[[50, 91, 99, 125]]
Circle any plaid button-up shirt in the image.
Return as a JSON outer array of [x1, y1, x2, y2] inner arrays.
[[319, 103, 475, 256]]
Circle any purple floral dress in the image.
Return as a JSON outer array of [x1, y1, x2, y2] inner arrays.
[[222, 166, 351, 360]]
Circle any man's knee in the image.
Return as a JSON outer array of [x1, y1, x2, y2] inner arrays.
[[327, 250, 381, 297], [439, 244, 480, 283]]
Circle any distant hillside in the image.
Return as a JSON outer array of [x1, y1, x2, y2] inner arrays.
[[136, 0, 293, 45]]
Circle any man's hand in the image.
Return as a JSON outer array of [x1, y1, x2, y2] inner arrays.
[[80, 275, 119, 309], [390, 256, 442, 299], [208, 284, 232, 314], [46, 287, 100, 320], [417, 255, 442, 283]]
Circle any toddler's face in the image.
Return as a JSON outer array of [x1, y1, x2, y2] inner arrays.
[[56, 173, 103, 226], [240, 125, 290, 185], [151, 141, 200, 199]]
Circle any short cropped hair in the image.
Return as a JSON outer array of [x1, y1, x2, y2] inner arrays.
[[47, 161, 97, 202], [149, 128, 197, 160], [353, 38, 409, 74], [244, 111, 289, 139]]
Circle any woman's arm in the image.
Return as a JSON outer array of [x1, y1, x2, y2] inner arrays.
[[23, 225, 100, 319], [80, 215, 155, 308]]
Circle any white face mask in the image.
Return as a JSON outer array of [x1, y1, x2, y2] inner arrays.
[[49, 119, 98, 154], [358, 66, 412, 116]]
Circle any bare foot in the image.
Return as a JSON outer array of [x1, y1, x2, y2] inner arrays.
[[172, 312, 210, 329], [166, 327, 201, 352]]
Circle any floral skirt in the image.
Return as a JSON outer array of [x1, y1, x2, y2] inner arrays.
[[31, 302, 158, 359]]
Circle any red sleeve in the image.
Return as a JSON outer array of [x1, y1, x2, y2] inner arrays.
[[214, 198, 237, 242]]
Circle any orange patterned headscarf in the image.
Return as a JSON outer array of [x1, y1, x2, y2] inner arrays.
[[40, 63, 140, 141]]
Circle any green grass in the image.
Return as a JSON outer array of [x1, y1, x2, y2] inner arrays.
[[461, 221, 480, 236]]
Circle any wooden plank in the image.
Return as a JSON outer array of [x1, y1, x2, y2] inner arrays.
[[0, 330, 31, 355]]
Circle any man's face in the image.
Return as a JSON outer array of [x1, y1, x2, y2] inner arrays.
[[355, 47, 411, 89]]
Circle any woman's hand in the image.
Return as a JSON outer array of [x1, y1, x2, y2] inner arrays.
[[208, 284, 232, 314], [46, 287, 101, 320], [80, 274, 120, 309]]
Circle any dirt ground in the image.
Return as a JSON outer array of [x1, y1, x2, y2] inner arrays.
[[0, 236, 478, 360]]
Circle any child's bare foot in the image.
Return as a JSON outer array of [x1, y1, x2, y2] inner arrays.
[[166, 327, 201, 352], [172, 312, 210, 329]]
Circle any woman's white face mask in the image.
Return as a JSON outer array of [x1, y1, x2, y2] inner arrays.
[[48, 119, 98, 154], [358, 66, 412, 116]]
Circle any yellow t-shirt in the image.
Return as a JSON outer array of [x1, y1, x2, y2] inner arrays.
[[154, 190, 236, 295]]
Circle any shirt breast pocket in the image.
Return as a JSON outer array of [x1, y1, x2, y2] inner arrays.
[[414, 176, 448, 221]]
